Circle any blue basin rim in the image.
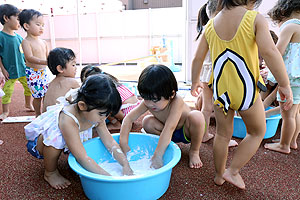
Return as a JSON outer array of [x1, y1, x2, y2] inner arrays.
[[68, 132, 182, 182]]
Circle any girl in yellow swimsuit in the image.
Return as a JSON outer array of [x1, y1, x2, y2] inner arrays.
[[191, 0, 293, 190]]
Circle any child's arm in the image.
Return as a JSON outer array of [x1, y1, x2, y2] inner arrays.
[[119, 101, 148, 154], [95, 121, 133, 176], [21, 40, 47, 65], [59, 113, 110, 176], [265, 106, 280, 118], [276, 23, 296, 55], [255, 14, 293, 110], [191, 33, 209, 97], [0, 57, 8, 80], [151, 96, 184, 169], [0, 70, 4, 87], [263, 86, 278, 109]]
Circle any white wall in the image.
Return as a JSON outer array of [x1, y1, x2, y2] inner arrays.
[[184, 0, 280, 83]]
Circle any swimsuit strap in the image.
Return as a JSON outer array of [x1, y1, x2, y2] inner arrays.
[[280, 19, 300, 31], [62, 109, 80, 129]]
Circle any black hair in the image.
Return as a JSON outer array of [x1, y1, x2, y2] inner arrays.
[[19, 9, 43, 31], [73, 74, 122, 117], [218, 0, 262, 10], [268, 0, 300, 23], [196, 0, 219, 40], [138, 64, 178, 101], [80, 65, 120, 86], [270, 30, 278, 44], [47, 47, 76, 75], [0, 4, 20, 25]]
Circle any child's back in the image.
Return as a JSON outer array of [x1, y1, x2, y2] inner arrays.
[[42, 47, 79, 112], [43, 76, 79, 112]]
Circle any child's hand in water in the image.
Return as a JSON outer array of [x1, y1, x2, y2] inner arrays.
[[123, 164, 134, 176], [150, 155, 163, 169]]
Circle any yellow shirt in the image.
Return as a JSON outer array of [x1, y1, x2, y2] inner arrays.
[[205, 10, 265, 114]]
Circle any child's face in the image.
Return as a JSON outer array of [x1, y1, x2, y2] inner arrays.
[[5, 15, 20, 30], [144, 97, 170, 112], [62, 58, 77, 78], [26, 15, 44, 36], [86, 109, 107, 125]]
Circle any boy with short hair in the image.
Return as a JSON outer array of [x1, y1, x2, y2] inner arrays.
[[19, 9, 49, 117], [0, 4, 34, 120]]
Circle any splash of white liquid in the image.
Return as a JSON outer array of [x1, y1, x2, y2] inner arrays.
[[98, 147, 156, 177]]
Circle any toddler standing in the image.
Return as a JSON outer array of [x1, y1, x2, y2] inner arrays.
[[19, 9, 49, 117], [264, 0, 300, 153], [0, 4, 34, 120], [191, 0, 292, 189]]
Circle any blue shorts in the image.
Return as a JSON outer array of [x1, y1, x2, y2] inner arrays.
[[171, 127, 191, 144], [26, 137, 43, 159]]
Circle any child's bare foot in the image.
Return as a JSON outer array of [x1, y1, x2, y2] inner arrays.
[[0, 112, 9, 120], [214, 175, 225, 186], [202, 133, 214, 143], [290, 142, 298, 149], [223, 169, 245, 189], [264, 143, 290, 154], [107, 121, 121, 131], [44, 169, 71, 189], [188, 150, 203, 168], [228, 139, 238, 147], [25, 104, 35, 112], [272, 139, 297, 149]]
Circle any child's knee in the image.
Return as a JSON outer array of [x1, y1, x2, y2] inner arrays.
[[188, 110, 205, 125]]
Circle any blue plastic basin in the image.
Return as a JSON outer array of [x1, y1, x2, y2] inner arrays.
[[233, 107, 281, 139], [68, 133, 181, 200]]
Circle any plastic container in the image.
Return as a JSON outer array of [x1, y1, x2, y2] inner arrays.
[[233, 107, 281, 139], [68, 133, 181, 200]]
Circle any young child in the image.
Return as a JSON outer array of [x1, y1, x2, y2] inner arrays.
[[120, 64, 206, 169], [25, 74, 133, 189], [0, 4, 34, 120], [191, 0, 293, 189], [19, 9, 49, 117], [80, 65, 140, 130], [194, 0, 238, 147], [42, 47, 80, 112], [264, 0, 300, 153]]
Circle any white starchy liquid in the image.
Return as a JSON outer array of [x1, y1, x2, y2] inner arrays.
[[98, 147, 156, 177]]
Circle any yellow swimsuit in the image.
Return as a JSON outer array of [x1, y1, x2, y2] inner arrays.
[[205, 10, 266, 114]]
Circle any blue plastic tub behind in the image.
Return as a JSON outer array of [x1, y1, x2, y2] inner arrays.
[[68, 133, 181, 200], [233, 107, 281, 139]]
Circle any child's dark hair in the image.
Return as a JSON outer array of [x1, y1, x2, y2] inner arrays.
[[270, 30, 278, 44], [47, 47, 76, 75], [196, 0, 218, 40], [0, 4, 20, 25], [138, 64, 178, 101], [19, 9, 42, 31], [268, 0, 300, 23], [218, 0, 262, 10], [80, 65, 120, 86], [73, 74, 121, 117]]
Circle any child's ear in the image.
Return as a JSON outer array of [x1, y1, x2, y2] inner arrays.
[[171, 90, 176, 99], [78, 101, 88, 111], [56, 65, 64, 73], [23, 23, 30, 31], [3, 15, 9, 22]]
